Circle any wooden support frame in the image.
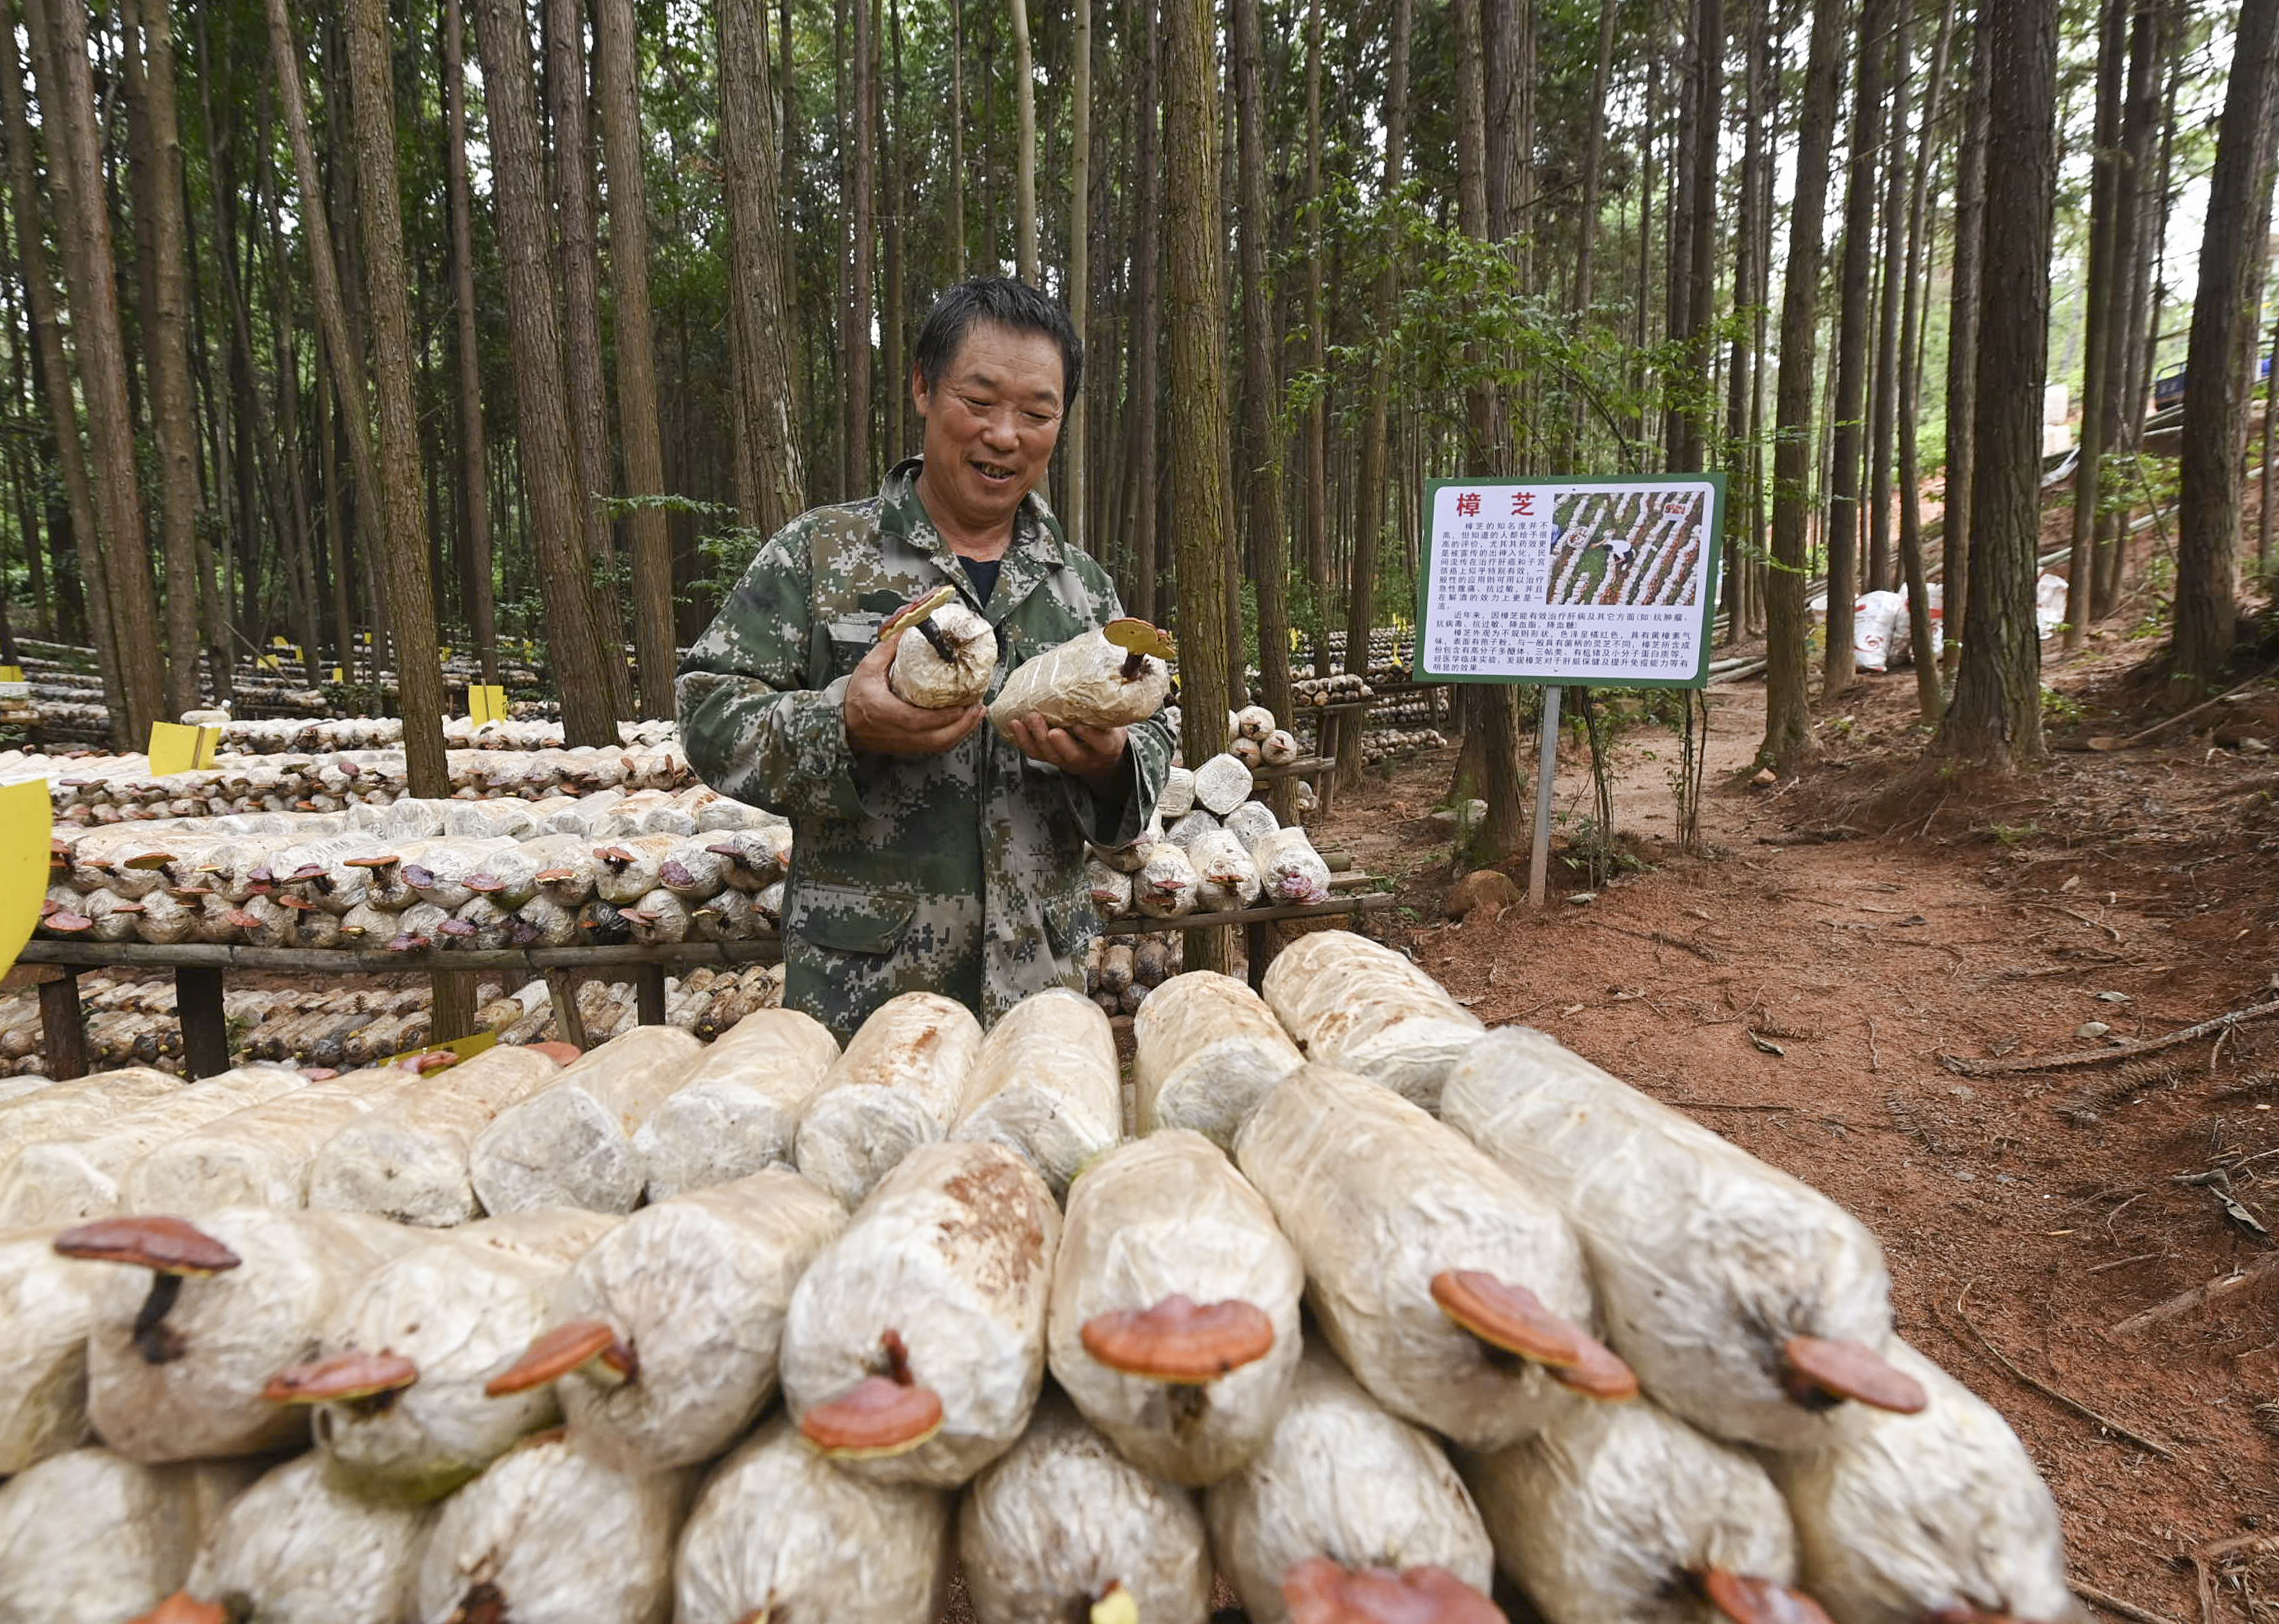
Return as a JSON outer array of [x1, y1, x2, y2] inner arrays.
[[175, 966, 231, 1078], [36, 968, 85, 1080]]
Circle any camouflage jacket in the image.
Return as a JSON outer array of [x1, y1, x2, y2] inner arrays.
[[677, 459, 1173, 1040]]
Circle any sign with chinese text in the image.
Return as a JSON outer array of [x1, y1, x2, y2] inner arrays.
[[1417, 475, 1725, 688]]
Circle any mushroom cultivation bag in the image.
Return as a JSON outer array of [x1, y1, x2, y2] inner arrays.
[[987, 620, 1175, 735], [781, 1140, 1060, 1488], [485, 1167, 846, 1472], [1441, 1027, 1920, 1454], [1047, 1131, 1302, 1486], [1204, 1348, 1496, 1624], [0, 1229, 103, 1475], [633, 1008, 840, 1202], [1260, 930, 1485, 1112], [307, 1042, 567, 1226], [1235, 1063, 1631, 1453], [673, 1414, 953, 1624], [470, 1026, 706, 1215], [951, 987, 1123, 1197], [0, 1447, 260, 1624], [959, 1391, 1214, 1624], [887, 588, 999, 709], [122, 1065, 412, 1213], [794, 991, 985, 1209], [1463, 1394, 1815, 1624], [1132, 972, 1304, 1153], [412, 1433, 693, 1624], [1769, 1340, 2082, 1624], [172, 1450, 438, 1624]]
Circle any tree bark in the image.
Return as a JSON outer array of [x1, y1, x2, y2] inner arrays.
[[1672, 0, 1721, 472], [2094, 0, 2166, 617], [1723, 0, 1770, 644], [1865, 1, 1910, 594], [1942, 10, 1988, 668], [1305, 0, 1333, 674], [1162, 0, 1237, 973], [843, 0, 875, 494], [950, 0, 965, 277], [342, 0, 450, 797], [2173, 0, 2279, 688], [131, 0, 205, 717], [1935, 0, 2057, 766], [470, 0, 632, 743], [1065, 0, 1091, 552], [721, 0, 806, 534], [1759, 0, 1847, 770], [1008, 0, 1038, 283], [1893, 0, 1954, 719], [1231, 0, 1290, 783], [0, 3, 121, 737], [1824, 0, 1888, 696], [24, 0, 165, 742], [593, 0, 675, 719], [2065, 0, 2125, 648], [441, 0, 497, 685], [1573, 0, 1620, 326], [1122, 0, 1161, 623]]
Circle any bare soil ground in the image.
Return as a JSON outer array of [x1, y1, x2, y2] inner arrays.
[[1293, 633, 2279, 1624]]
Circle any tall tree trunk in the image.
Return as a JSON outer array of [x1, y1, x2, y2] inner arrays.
[[1865, 0, 1910, 594], [1304, 0, 1332, 674], [1896, 0, 1955, 719], [2094, 0, 2166, 617], [344, 0, 449, 796], [470, 0, 632, 742], [1672, 0, 1721, 471], [1573, 0, 1619, 325], [882, 0, 906, 463], [594, 0, 675, 719], [0, 3, 121, 735], [2172, 0, 2279, 688], [132, 0, 205, 717], [1123, 0, 1161, 622], [1723, 0, 1770, 643], [1162, 0, 1237, 972], [950, 0, 965, 277], [1008, 0, 1038, 283], [721, 0, 806, 534], [1936, 0, 2057, 766], [1759, 0, 1847, 770], [1942, 9, 1988, 668], [1232, 0, 1290, 778], [442, 0, 497, 685], [2066, 0, 2128, 648], [843, 0, 875, 494], [1065, 0, 1091, 550], [1823, 0, 1888, 696], [545, 0, 632, 709], [24, 0, 165, 742]]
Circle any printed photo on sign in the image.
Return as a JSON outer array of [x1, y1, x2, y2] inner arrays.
[[1416, 475, 1724, 688]]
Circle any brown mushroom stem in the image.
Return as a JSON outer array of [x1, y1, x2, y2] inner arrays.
[[1120, 649, 1149, 681], [451, 1581, 509, 1624], [1281, 1557, 1504, 1624], [1428, 1270, 1640, 1401], [54, 1216, 242, 1368], [130, 1274, 188, 1366], [1697, 1568, 1837, 1624], [485, 1319, 640, 1397], [1080, 1295, 1276, 1384], [1778, 1335, 1930, 1416]]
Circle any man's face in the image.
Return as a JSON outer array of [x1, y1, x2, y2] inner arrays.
[[912, 321, 1065, 538]]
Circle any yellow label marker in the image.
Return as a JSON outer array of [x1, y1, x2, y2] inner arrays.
[[376, 1028, 499, 1070], [1089, 1584, 1139, 1624], [468, 684, 513, 726], [439, 645, 454, 662], [330, 666, 345, 684], [0, 781, 51, 979], [257, 654, 281, 672], [148, 721, 222, 776], [0, 665, 23, 684]]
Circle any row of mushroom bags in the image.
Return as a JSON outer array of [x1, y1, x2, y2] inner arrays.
[[0, 930, 2081, 1624]]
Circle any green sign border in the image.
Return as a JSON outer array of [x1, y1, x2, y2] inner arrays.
[[1414, 472, 1727, 689]]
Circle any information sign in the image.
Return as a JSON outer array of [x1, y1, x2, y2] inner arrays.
[[1416, 475, 1725, 688], [467, 684, 512, 726], [0, 781, 49, 977], [148, 721, 223, 776]]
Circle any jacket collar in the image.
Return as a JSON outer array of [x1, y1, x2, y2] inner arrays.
[[880, 457, 1068, 625]]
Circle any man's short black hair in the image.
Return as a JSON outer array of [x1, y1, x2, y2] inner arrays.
[[913, 277, 1083, 401]]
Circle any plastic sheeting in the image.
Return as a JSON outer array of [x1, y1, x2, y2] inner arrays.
[[634, 1008, 841, 1202], [1132, 973, 1304, 1151], [0, 1230, 100, 1474], [0, 1448, 258, 1624], [307, 1044, 564, 1226], [469, 1026, 706, 1215], [122, 1067, 410, 1212], [181, 1450, 436, 1624], [1260, 931, 1484, 1113], [795, 992, 986, 1209], [988, 628, 1172, 735], [953, 989, 1123, 1197]]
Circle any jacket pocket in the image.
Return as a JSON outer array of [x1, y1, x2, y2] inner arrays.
[[787, 881, 917, 955]]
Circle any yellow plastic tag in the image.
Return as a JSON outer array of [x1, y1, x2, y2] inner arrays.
[[0, 665, 23, 684], [439, 645, 454, 662], [1090, 1585, 1138, 1624], [376, 1028, 497, 1070], [468, 684, 512, 726], [148, 721, 222, 775], [0, 781, 50, 978], [330, 666, 345, 684], [257, 654, 281, 672]]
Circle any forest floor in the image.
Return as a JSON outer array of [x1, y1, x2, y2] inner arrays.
[[1298, 620, 2279, 1623]]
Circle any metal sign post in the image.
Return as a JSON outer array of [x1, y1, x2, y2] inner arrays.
[[1416, 476, 1725, 906]]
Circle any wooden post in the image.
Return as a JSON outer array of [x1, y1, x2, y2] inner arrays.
[[634, 962, 668, 1026], [545, 970, 590, 1050], [1245, 918, 1271, 991], [37, 968, 87, 1080], [176, 966, 231, 1078]]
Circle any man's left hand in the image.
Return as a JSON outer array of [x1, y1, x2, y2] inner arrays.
[[1005, 715, 1128, 792]]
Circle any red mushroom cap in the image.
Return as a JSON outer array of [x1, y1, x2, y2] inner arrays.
[[1699, 1569, 1838, 1624], [1080, 1295, 1276, 1383], [1430, 1270, 1638, 1401], [54, 1216, 242, 1275], [1779, 1335, 1928, 1415], [263, 1349, 420, 1405], [485, 1319, 638, 1396], [798, 1375, 945, 1459], [1281, 1558, 1503, 1624]]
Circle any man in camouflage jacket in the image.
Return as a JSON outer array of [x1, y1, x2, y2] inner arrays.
[[679, 281, 1172, 1040]]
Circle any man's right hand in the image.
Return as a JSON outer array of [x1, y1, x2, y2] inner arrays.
[[843, 630, 985, 755]]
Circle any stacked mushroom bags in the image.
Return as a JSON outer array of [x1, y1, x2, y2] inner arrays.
[[0, 940, 2082, 1624]]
